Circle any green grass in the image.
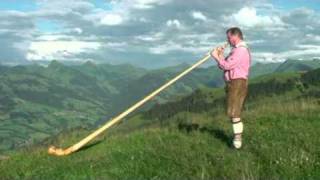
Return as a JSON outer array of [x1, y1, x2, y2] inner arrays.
[[1, 65, 320, 179], [0, 95, 319, 179]]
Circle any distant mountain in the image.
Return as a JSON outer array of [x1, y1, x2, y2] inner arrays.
[[250, 62, 282, 78], [1, 67, 319, 179], [275, 59, 320, 72], [0, 61, 222, 152], [249, 59, 320, 78], [0, 59, 319, 152]]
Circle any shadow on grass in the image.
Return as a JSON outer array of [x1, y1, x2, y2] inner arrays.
[[76, 140, 104, 153], [201, 127, 232, 148], [178, 123, 232, 148]]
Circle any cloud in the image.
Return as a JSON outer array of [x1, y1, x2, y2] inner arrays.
[[27, 40, 101, 61], [131, 0, 172, 9], [191, 11, 207, 21], [166, 19, 182, 29], [100, 13, 124, 25], [0, 0, 320, 68], [0, 11, 35, 64], [135, 32, 164, 42], [73, 27, 83, 34], [227, 6, 284, 27]]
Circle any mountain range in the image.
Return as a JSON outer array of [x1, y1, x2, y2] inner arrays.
[[0, 60, 319, 179], [0, 59, 319, 152]]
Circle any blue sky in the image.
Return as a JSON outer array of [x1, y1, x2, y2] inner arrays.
[[35, 20, 62, 32], [91, 0, 113, 10], [271, 0, 320, 10], [2, 0, 319, 13], [0, 0, 319, 68], [0, 0, 113, 12], [0, 0, 38, 11]]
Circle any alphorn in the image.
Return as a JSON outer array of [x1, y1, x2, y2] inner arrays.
[[48, 43, 228, 156]]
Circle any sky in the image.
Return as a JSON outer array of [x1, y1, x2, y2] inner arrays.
[[0, 0, 319, 68]]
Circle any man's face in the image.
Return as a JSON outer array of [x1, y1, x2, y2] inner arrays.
[[227, 32, 239, 46]]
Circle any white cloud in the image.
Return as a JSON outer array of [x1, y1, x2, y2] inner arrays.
[[191, 11, 207, 21], [131, 0, 171, 9], [252, 44, 320, 63], [73, 27, 83, 34], [135, 33, 163, 42], [1, 0, 320, 67], [104, 42, 128, 52], [36, 34, 71, 41], [230, 7, 284, 27], [100, 13, 123, 26], [27, 40, 101, 61], [283, 44, 320, 57], [166, 19, 181, 29], [252, 52, 281, 63], [306, 34, 320, 42], [149, 41, 213, 55]]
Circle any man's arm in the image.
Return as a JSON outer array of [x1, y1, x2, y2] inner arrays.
[[211, 47, 246, 71]]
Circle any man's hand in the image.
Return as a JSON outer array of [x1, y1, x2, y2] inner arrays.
[[211, 46, 225, 61]]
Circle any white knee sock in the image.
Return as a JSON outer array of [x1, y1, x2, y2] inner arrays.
[[232, 118, 243, 149], [232, 118, 243, 135]]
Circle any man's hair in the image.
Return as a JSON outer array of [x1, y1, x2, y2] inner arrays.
[[226, 27, 243, 40]]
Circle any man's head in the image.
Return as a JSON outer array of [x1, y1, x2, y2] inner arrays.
[[226, 27, 243, 47]]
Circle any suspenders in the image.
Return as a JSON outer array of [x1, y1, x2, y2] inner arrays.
[[238, 44, 251, 60], [226, 43, 251, 81]]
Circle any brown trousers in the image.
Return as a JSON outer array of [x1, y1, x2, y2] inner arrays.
[[225, 78, 248, 118]]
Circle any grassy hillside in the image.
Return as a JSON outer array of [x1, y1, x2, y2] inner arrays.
[[0, 61, 226, 152], [0, 59, 319, 152], [0, 67, 319, 179]]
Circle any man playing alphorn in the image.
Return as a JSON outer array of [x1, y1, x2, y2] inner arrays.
[[211, 27, 251, 149]]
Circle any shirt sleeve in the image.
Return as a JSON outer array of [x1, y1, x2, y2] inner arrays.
[[217, 47, 246, 71]]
